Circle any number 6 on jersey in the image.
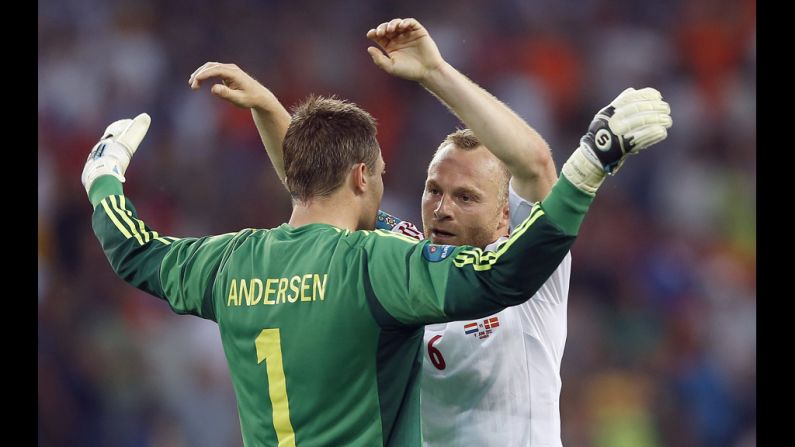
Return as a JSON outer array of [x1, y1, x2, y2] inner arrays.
[[427, 335, 446, 370]]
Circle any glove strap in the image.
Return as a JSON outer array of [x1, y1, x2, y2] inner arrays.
[[81, 140, 130, 196], [561, 144, 607, 195]]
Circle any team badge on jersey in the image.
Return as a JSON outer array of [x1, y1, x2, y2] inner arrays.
[[463, 317, 500, 339], [422, 244, 454, 262]]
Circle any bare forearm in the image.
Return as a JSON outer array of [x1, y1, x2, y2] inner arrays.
[[189, 62, 293, 187], [420, 62, 556, 201], [251, 94, 291, 186]]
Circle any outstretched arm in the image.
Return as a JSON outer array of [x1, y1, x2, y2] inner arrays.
[[189, 62, 291, 186], [368, 86, 672, 325], [82, 114, 239, 320], [366, 18, 556, 202]]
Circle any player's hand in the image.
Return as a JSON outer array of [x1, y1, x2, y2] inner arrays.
[[189, 62, 272, 109], [81, 113, 151, 195], [579, 87, 672, 174], [366, 18, 444, 82]]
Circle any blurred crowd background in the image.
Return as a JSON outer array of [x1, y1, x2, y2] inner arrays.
[[38, 0, 756, 445]]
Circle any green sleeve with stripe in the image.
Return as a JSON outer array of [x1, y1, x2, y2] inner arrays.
[[88, 175, 237, 321], [364, 174, 592, 326]]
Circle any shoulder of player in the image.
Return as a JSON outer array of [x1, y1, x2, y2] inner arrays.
[[245, 225, 424, 250], [345, 228, 421, 245]]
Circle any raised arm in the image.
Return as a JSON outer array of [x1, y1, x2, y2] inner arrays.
[[189, 62, 291, 186], [366, 85, 672, 325], [82, 114, 241, 320], [366, 18, 555, 202]]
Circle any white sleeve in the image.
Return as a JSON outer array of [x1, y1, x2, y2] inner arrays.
[[508, 179, 536, 232], [505, 180, 571, 361], [514, 253, 571, 363]]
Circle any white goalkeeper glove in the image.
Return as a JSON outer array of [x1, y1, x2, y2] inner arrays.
[[81, 113, 151, 196], [562, 87, 672, 194]]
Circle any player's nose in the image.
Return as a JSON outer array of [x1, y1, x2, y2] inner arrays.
[[433, 195, 453, 219]]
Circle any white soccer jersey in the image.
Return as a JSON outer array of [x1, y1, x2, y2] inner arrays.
[[420, 184, 571, 447]]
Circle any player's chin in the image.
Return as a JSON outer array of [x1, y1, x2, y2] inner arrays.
[[430, 232, 459, 245]]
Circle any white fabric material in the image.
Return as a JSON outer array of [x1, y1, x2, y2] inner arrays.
[[419, 182, 571, 447], [561, 145, 606, 195], [81, 113, 151, 195]]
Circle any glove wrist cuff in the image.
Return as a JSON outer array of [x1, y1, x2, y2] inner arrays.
[[82, 162, 125, 197], [561, 144, 607, 195]]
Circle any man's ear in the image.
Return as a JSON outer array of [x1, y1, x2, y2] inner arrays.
[[350, 163, 368, 195], [498, 202, 510, 234]]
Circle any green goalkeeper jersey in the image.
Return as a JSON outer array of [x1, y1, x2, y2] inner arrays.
[[88, 175, 592, 447]]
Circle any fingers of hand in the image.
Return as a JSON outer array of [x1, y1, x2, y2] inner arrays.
[[610, 95, 672, 135], [613, 100, 671, 123], [366, 29, 389, 48], [399, 18, 418, 30], [620, 100, 670, 117], [376, 22, 389, 37], [634, 87, 662, 101], [610, 87, 637, 106], [626, 125, 669, 151], [189, 61, 220, 86], [367, 46, 391, 70], [373, 17, 418, 40], [612, 87, 662, 107], [211, 83, 231, 98], [386, 18, 402, 34], [116, 113, 152, 154], [189, 62, 239, 89], [102, 119, 133, 140], [610, 112, 671, 136], [617, 87, 662, 109]]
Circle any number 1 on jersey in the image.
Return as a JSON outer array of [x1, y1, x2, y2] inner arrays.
[[255, 329, 296, 447]]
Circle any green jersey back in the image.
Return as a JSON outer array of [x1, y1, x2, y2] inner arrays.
[[214, 223, 430, 447], [88, 175, 591, 446]]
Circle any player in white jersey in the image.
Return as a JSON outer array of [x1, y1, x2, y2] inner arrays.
[[374, 143, 569, 446], [365, 19, 565, 445], [188, 17, 671, 447]]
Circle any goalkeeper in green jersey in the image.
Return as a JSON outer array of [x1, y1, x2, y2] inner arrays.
[[84, 81, 655, 444]]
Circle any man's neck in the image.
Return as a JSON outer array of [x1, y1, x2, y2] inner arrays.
[[289, 195, 361, 231]]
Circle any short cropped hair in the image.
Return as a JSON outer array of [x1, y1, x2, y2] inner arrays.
[[283, 95, 380, 202]]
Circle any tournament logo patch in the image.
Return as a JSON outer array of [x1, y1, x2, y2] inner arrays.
[[376, 211, 400, 230], [422, 244, 454, 262]]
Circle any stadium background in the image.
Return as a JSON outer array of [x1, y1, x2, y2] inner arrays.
[[38, 0, 756, 445]]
